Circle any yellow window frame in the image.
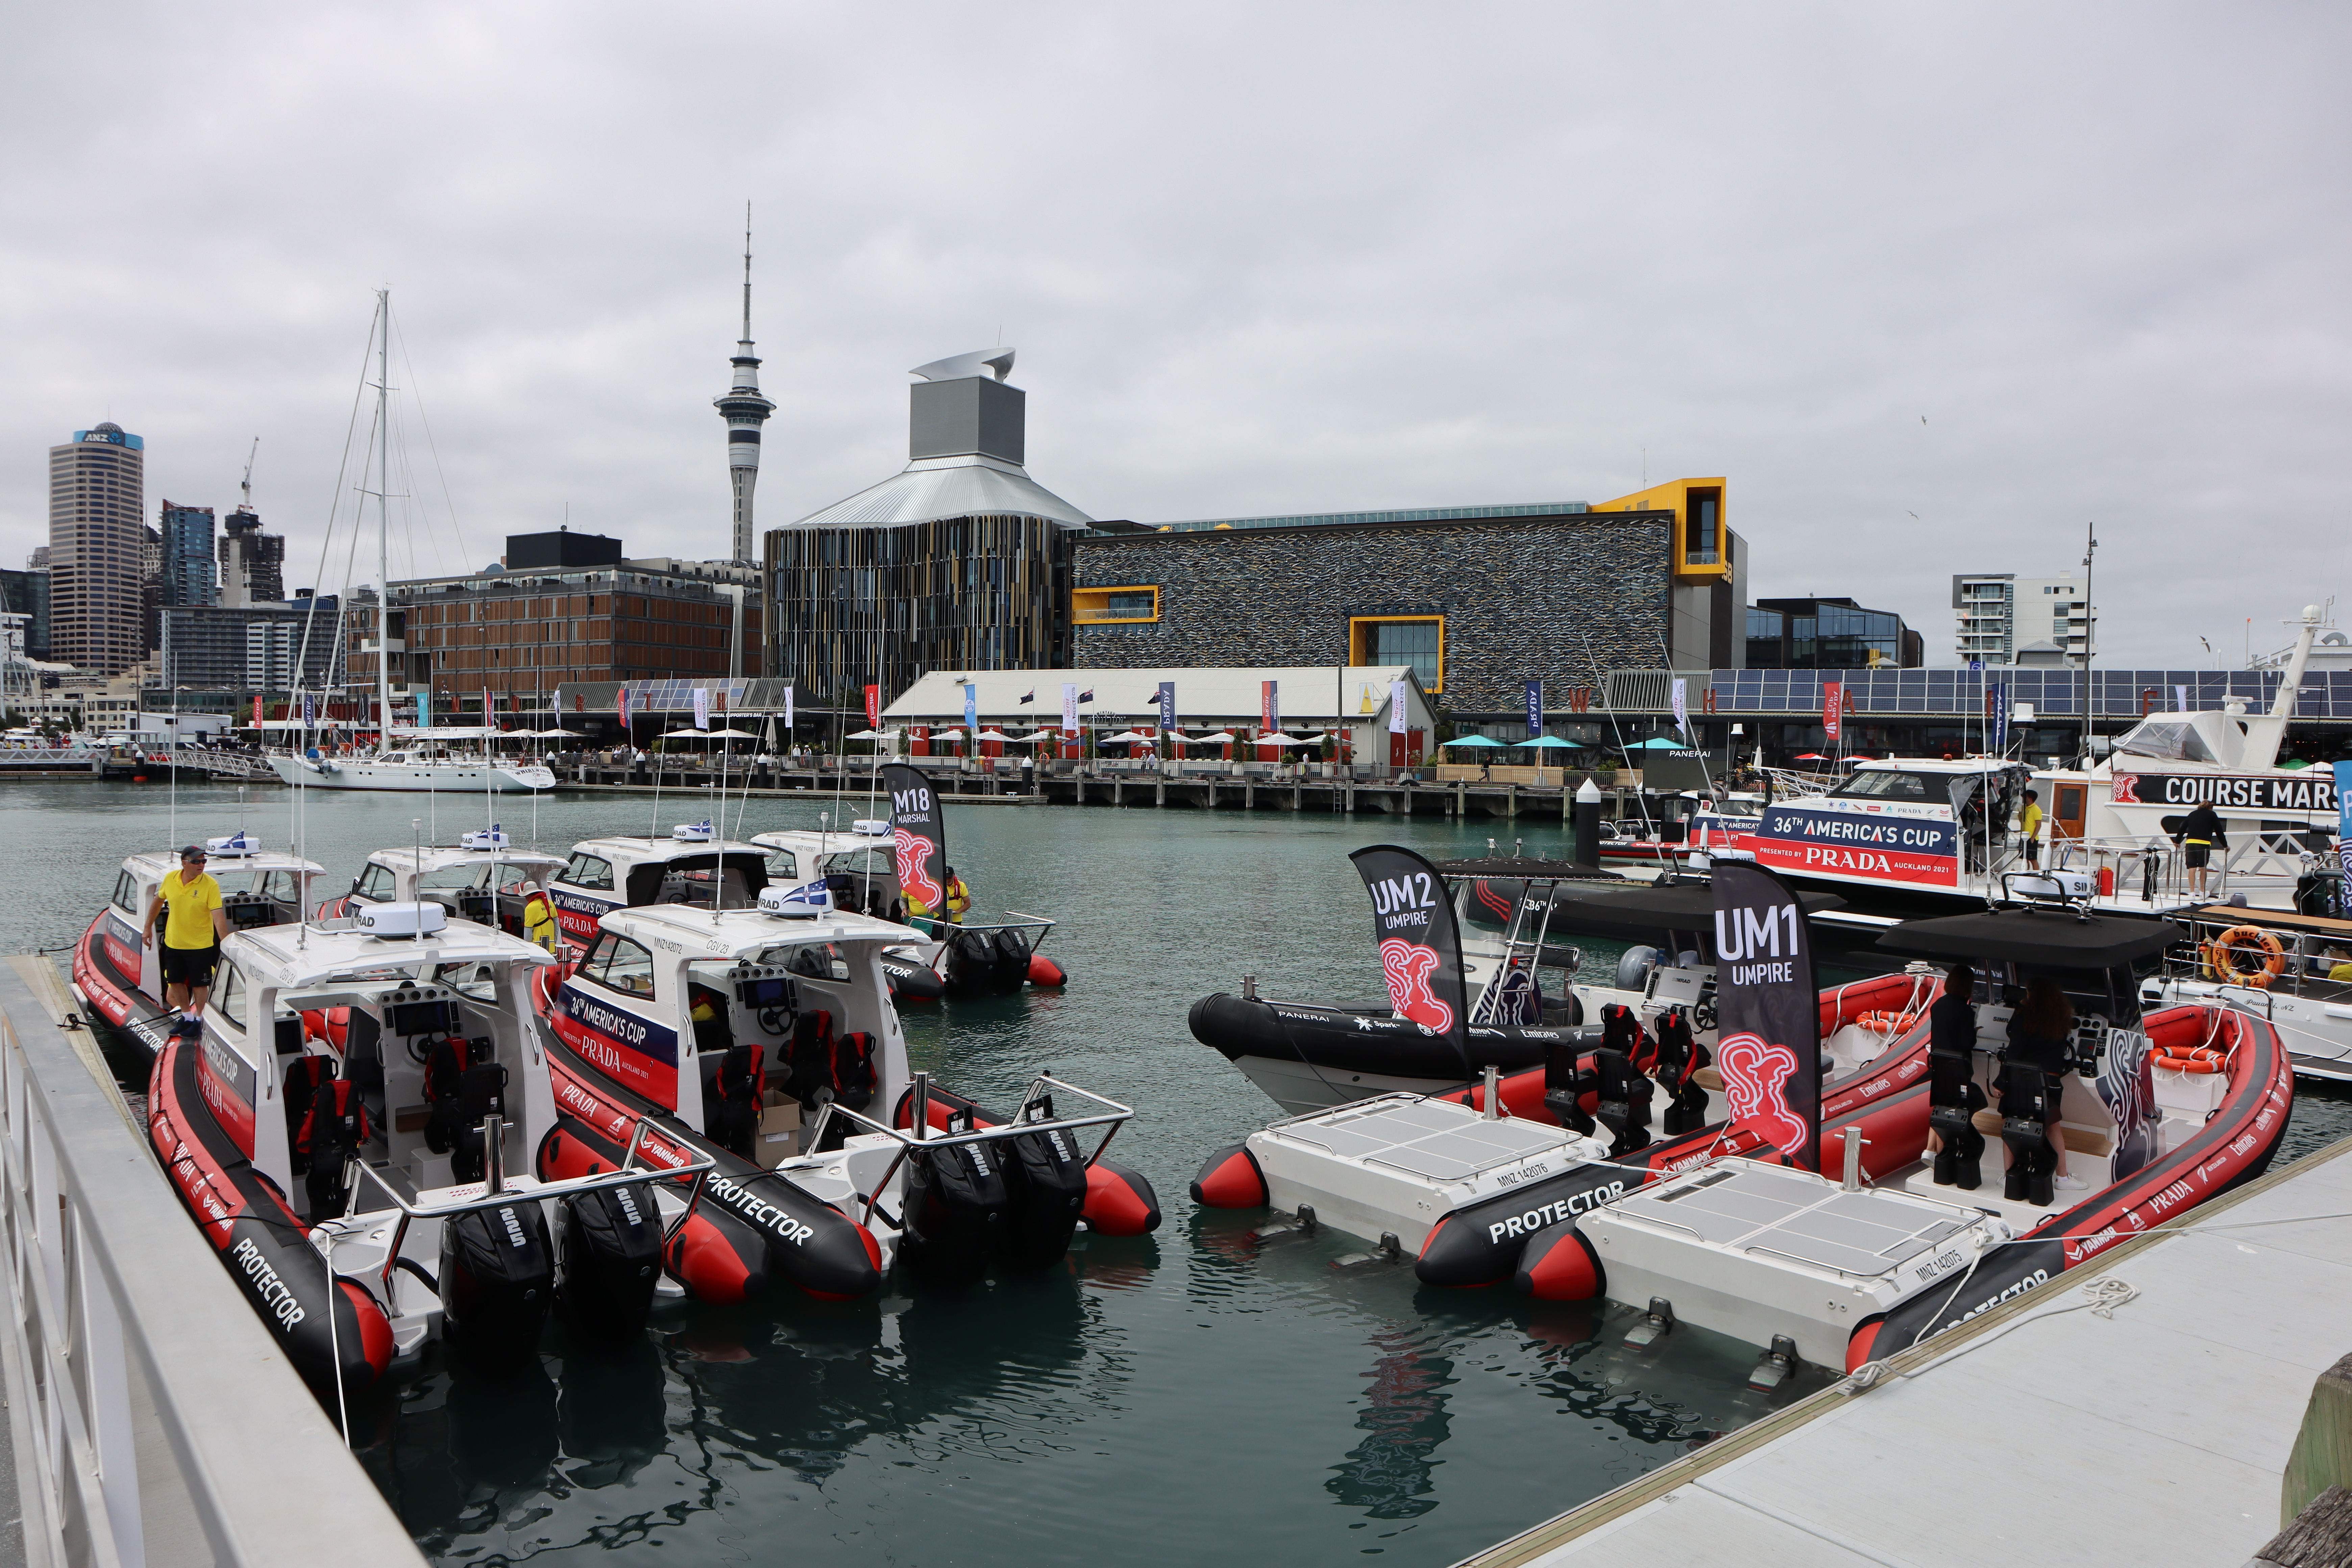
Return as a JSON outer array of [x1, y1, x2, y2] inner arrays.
[[1348, 614, 1445, 694], [1073, 585, 1161, 623]]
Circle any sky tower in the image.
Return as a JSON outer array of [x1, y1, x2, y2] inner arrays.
[[713, 203, 776, 564]]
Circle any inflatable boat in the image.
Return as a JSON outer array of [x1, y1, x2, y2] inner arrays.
[[1511, 903, 2291, 1383], [139, 897, 692, 1404], [528, 888, 1156, 1303]]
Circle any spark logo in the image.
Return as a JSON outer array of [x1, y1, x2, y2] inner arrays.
[[894, 827, 942, 912], [1717, 1032, 1807, 1158], [1379, 938, 1453, 1033]]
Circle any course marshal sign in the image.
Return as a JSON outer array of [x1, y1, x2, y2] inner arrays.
[[2109, 771, 2337, 813]]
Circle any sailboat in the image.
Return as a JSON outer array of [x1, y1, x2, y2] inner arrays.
[[265, 291, 555, 795]]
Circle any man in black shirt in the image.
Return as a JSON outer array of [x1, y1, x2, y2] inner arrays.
[[2175, 801, 2224, 897]]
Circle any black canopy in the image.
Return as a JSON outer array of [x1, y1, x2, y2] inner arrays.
[[1873, 909, 2182, 969]]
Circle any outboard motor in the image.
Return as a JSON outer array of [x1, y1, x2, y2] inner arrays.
[[557, 1180, 662, 1342], [899, 1112, 1009, 1286], [994, 1096, 1092, 1268], [1543, 1033, 1599, 1135], [440, 1120, 555, 1362], [1614, 945, 1662, 993], [1650, 1011, 1712, 1136], [1591, 1049, 1654, 1158], [1996, 1063, 2058, 1208], [990, 928, 1032, 993], [944, 930, 999, 994]]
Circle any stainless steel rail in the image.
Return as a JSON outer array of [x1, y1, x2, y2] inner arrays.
[[0, 960, 422, 1568]]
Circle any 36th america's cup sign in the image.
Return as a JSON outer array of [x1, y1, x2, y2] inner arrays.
[[1710, 859, 1821, 1171]]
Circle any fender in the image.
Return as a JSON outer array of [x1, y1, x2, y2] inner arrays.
[[1516, 1216, 1605, 1301], [1191, 1143, 1269, 1208], [1416, 1162, 1636, 1288]]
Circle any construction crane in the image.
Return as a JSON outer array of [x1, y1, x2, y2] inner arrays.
[[239, 437, 260, 509]]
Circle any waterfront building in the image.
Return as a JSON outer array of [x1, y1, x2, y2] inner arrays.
[[48, 423, 147, 675], [0, 561, 48, 660], [1744, 596, 1921, 669], [351, 533, 763, 721], [713, 213, 775, 565], [1070, 479, 1743, 726], [218, 508, 286, 608], [158, 596, 341, 692], [158, 503, 217, 611], [764, 347, 1089, 713], [881, 664, 1440, 764], [1953, 571, 2094, 665]]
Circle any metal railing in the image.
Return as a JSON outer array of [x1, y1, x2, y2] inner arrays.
[[0, 960, 422, 1568]]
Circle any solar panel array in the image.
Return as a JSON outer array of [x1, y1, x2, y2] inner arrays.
[[1701, 667, 2352, 719]]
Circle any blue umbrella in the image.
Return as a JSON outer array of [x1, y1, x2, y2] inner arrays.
[[1442, 734, 1506, 748], [1522, 735, 1576, 749]]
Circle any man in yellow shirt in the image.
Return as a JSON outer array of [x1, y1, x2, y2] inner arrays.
[[143, 845, 229, 1027], [944, 866, 971, 926], [2018, 790, 2043, 867]]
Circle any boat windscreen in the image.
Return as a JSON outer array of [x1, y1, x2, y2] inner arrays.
[[2114, 719, 2219, 764], [1831, 770, 1932, 800]]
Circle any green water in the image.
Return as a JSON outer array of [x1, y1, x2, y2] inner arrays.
[[8, 779, 2348, 1567]]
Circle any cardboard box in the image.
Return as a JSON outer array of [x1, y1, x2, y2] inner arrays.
[[756, 1092, 802, 1168]]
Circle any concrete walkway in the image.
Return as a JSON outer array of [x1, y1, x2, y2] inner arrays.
[[1459, 1135, 2352, 1568]]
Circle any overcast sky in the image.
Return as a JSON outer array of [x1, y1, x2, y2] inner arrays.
[[4, 3, 2345, 667]]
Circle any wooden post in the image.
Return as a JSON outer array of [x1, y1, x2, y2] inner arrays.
[[2282, 1357, 2352, 1528], [2255, 1485, 2352, 1567]]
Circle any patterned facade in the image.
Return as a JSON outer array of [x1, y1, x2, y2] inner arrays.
[[1071, 509, 1742, 716], [48, 424, 145, 674]]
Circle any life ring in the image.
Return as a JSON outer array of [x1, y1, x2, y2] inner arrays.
[[1856, 1010, 1921, 1036], [2153, 1052, 2224, 1074], [2205, 926, 2285, 989]]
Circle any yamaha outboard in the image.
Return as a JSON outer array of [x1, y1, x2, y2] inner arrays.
[[990, 927, 1032, 992], [558, 1179, 662, 1342], [994, 1095, 1091, 1268], [899, 1109, 1009, 1286], [439, 1117, 555, 1360], [944, 929, 1000, 994]]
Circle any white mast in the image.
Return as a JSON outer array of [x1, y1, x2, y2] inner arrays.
[[372, 291, 394, 753]]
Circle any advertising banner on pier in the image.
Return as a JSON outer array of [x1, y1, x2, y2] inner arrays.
[[1821, 681, 1842, 744], [252, 695, 262, 729], [1157, 681, 1176, 733], [1349, 844, 1469, 1076], [618, 687, 632, 729], [782, 685, 793, 731], [963, 683, 978, 734], [880, 763, 947, 922], [1390, 680, 1408, 734], [1988, 682, 2008, 753], [1710, 859, 1821, 1172], [1062, 683, 1079, 736], [1671, 677, 1688, 739], [1524, 680, 1542, 740], [301, 692, 315, 729], [1262, 680, 1279, 732], [693, 688, 710, 731], [863, 685, 880, 728]]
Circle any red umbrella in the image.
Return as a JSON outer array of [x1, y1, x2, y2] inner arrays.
[[1845, 754, 1877, 762], [1794, 752, 1828, 760]]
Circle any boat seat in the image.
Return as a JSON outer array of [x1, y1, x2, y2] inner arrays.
[[1994, 1063, 2058, 1207], [1928, 1043, 1987, 1191], [1591, 1048, 1653, 1157], [1543, 1034, 1597, 1134]]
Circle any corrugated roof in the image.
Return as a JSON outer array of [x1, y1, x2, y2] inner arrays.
[[883, 665, 1433, 724], [783, 455, 1092, 531]]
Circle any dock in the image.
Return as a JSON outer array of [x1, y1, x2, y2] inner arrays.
[[1457, 1135, 2352, 1568]]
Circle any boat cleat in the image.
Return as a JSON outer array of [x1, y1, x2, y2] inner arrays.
[[1623, 1296, 1676, 1348], [1747, 1334, 1802, 1392], [1331, 1231, 1406, 1269], [1253, 1204, 1320, 1243]]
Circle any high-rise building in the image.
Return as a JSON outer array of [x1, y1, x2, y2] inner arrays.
[[712, 210, 775, 565], [218, 507, 285, 608], [140, 524, 164, 657], [0, 561, 49, 661], [49, 423, 145, 673], [160, 596, 342, 691], [159, 502, 218, 609], [1745, 597, 1922, 669], [1952, 572, 2094, 665]]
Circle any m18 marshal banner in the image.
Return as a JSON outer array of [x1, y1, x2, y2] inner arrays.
[[1349, 844, 1471, 1075], [1710, 859, 1821, 1171], [879, 763, 947, 922]]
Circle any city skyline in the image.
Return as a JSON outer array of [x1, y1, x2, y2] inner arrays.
[[2, 4, 2346, 669]]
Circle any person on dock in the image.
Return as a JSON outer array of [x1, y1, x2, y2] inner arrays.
[[2174, 801, 2223, 896], [2018, 789, 2043, 867], [142, 845, 228, 1033], [944, 866, 971, 925]]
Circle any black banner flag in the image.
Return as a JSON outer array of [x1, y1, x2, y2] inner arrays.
[[880, 763, 948, 923], [1349, 845, 1472, 1077], [1709, 858, 1822, 1172]]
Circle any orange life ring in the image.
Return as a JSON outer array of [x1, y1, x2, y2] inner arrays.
[[2205, 926, 2285, 989], [1856, 1009, 1922, 1035], [2153, 1053, 2224, 1074]]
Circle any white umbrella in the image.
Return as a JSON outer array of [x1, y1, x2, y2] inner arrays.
[[1101, 730, 1155, 744], [1001, 730, 1053, 743], [844, 728, 889, 741], [1181, 730, 1237, 744], [532, 727, 580, 738], [973, 729, 1015, 742], [1260, 734, 1321, 747]]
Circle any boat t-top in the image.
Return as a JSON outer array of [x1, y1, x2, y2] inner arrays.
[[318, 825, 568, 941], [543, 823, 782, 952]]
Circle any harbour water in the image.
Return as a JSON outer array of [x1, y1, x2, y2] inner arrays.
[[9, 778, 2349, 1567]]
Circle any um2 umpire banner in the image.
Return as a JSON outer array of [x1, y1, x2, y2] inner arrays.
[[1349, 844, 1471, 1077], [879, 763, 948, 922], [1710, 859, 1821, 1171]]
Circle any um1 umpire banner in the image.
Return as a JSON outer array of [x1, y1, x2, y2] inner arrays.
[[1710, 859, 1821, 1171], [879, 763, 948, 922], [1349, 844, 1472, 1077]]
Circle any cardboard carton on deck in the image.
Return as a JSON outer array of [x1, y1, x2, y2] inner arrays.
[[757, 1088, 802, 1167]]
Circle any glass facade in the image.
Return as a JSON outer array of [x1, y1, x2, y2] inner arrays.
[[1361, 618, 1441, 691], [1746, 597, 1913, 668]]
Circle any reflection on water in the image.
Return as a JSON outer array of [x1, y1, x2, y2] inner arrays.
[[7, 782, 2350, 1567]]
